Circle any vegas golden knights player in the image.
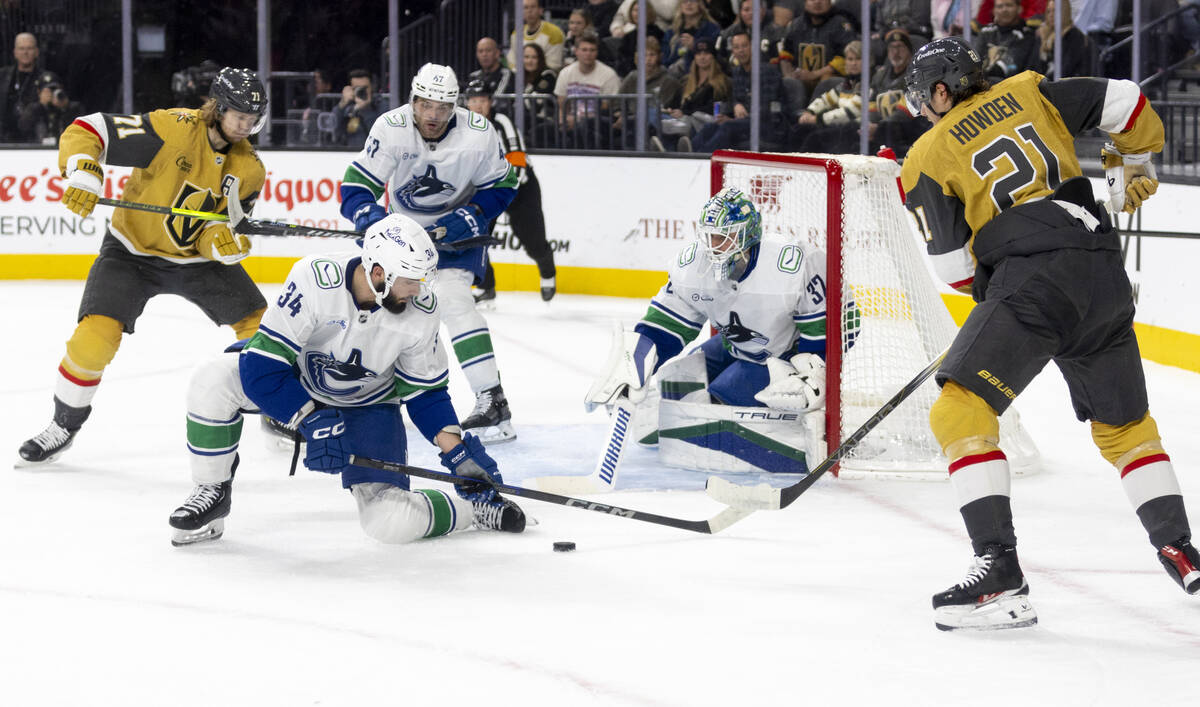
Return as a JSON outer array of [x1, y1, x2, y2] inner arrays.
[[900, 37, 1198, 630], [18, 67, 269, 467]]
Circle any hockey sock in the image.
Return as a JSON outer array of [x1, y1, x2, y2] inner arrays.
[[950, 452, 1016, 554], [231, 307, 265, 340], [57, 314, 123, 408], [415, 489, 474, 538], [451, 328, 500, 393], [1093, 414, 1191, 546]]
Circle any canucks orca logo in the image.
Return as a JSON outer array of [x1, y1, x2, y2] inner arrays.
[[393, 165, 456, 213], [717, 311, 769, 347], [304, 348, 378, 397]]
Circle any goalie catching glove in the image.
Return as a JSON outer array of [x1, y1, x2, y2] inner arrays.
[[584, 325, 658, 413], [1100, 143, 1158, 214], [753, 354, 826, 412]]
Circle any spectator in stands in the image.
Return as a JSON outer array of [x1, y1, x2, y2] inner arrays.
[[333, 69, 386, 150], [613, 2, 665, 77], [688, 30, 787, 152], [871, 28, 914, 95], [18, 71, 83, 146], [509, 0, 566, 72], [787, 39, 866, 150], [718, 0, 765, 58], [1035, 0, 1089, 78], [764, 1, 798, 55], [522, 42, 559, 137], [554, 30, 621, 148], [588, 0, 621, 39], [298, 69, 335, 145], [564, 8, 595, 67], [976, 0, 1046, 27], [664, 39, 731, 151], [781, 0, 859, 93], [663, 0, 724, 76], [872, 0, 933, 55], [1, 33, 43, 143], [973, 0, 1041, 79], [1072, 0, 1118, 74], [931, 0, 969, 38], [470, 37, 514, 113], [615, 34, 683, 149], [611, 0, 679, 37], [523, 43, 558, 95]]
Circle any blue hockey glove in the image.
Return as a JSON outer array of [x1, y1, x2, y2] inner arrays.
[[298, 408, 348, 473], [352, 203, 387, 233], [438, 434, 502, 502], [432, 204, 485, 245]]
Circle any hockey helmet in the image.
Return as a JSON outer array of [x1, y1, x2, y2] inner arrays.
[[463, 79, 491, 99], [210, 67, 269, 134], [361, 214, 439, 308], [696, 187, 763, 280], [904, 37, 983, 116], [410, 63, 459, 105]]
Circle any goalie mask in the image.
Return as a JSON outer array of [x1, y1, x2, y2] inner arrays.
[[210, 67, 268, 135], [361, 214, 439, 311], [696, 187, 762, 280]]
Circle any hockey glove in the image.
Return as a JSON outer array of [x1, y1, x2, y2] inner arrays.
[[1100, 144, 1158, 214], [196, 223, 252, 265], [439, 434, 502, 502], [298, 408, 349, 473], [753, 354, 826, 412], [62, 154, 104, 218], [352, 203, 387, 232], [433, 204, 485, 245]]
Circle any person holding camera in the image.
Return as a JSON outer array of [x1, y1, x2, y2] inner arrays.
[[334, 69, 386, 149], [18, 71, 83, 145]]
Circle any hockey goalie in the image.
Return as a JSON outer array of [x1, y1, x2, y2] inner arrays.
[[585, 187, 857, 476]]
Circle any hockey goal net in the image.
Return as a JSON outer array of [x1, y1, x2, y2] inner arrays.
[[711, 150, 1040, 478]]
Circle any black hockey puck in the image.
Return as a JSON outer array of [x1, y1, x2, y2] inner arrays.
[[553, 541, 576, 552]]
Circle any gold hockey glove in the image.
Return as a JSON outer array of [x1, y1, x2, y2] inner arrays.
[[62, 155, 103, 218], [196, 223, 251, 265], [1100, 144, 1158, 214]]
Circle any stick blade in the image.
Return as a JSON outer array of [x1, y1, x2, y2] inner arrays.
[[705, 476, 782, 511]]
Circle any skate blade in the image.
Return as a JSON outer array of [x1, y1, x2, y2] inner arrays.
[[934, 595, 1038, 631], [465, 421, 516, 445], [13, 450, 67, 469], [171, 519, 225, 547]]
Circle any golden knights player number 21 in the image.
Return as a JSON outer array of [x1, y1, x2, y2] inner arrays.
[[899, 37, 1198, 631], [17, 67, 270, 467]]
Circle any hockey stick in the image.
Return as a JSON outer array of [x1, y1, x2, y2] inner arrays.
[[96, 196, 500, 249], [706, 346, 949, 511], [348, 455, 753, 534], [528, 394, 635, 494]]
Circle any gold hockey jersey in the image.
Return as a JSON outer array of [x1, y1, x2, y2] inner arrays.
[[900, 71, 1163, 291], [59, 109, 266, 262]]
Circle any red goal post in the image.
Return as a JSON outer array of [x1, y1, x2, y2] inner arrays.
[[710, 150, 1039, 479]]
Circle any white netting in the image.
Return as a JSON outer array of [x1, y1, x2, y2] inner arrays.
[[717, 153, 1039, 478]]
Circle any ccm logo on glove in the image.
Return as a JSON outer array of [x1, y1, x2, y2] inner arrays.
[[309, 421, 345, 439]]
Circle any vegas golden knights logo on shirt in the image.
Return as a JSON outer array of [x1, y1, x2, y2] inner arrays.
[[166, 183, 224, 248], [795, 44, 827, 73]]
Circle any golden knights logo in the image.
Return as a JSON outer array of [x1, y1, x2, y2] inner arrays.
[[795, 44, 827, 73], [165, 183, 222, 248]]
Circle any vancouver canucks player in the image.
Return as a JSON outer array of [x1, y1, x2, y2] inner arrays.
[[339, 63, 520, 445], [586, 187, 852, 474], [168, 215, 525, 546]]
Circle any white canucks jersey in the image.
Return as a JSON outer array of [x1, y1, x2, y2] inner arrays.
[[342, 105, 517, 228], [639, 239, 833, 362], [244, 252, 449, 408]]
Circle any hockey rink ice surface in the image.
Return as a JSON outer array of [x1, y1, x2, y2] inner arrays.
[[2, 280, 1199, 707]]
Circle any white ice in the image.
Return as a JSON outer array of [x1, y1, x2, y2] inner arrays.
[[2, 280, 1199, 707]]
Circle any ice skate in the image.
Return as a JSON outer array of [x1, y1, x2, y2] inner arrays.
[[539, 276, 556, 302], [932, 544, 1037, 631], [261, 414, 298, 452], [15, 398, 90, 467], [1159, 538, 1200, 594], [473, 286, 497, 310], [169, 478, 233, 546], [461, 385, 516, 444], [472, 495, 526, 533]]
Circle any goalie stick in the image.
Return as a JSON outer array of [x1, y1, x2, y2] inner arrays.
[[96, 197, 500, 249], [348, 455, 753, 534], [529, 394, 635, 494], [706, 346, 949, 511]]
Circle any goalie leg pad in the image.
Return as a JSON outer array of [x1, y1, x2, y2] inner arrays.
[[186, 353, 254, 484], [708, 358, 771, 408], [658, 398, 813, 474], [352, 483, 474, 543]]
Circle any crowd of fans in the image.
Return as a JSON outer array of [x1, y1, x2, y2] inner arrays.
[[3, 0, 1198, 154]]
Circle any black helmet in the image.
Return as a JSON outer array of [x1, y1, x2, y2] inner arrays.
[[210, 67, 268, 133], [463, 79, 491, 99], [904, 37, 983, 115]]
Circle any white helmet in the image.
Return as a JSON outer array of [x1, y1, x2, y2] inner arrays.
[[410, 63, 459, 104], [361, 214, 439, 308]]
